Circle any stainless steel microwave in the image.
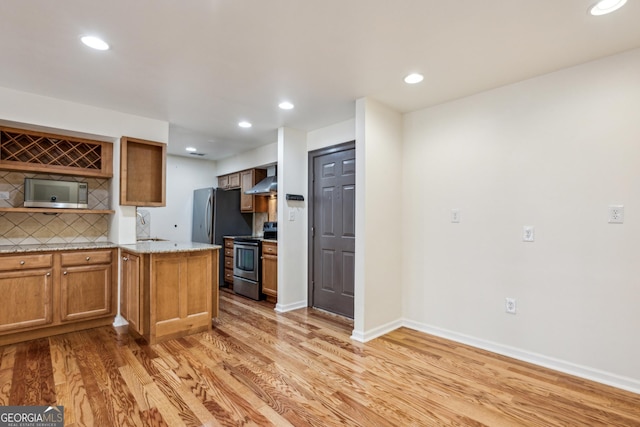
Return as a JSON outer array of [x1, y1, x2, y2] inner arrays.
[[24, 178, 88, 209]]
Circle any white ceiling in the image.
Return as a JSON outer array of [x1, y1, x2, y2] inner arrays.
[[1, 1, 639, 160]]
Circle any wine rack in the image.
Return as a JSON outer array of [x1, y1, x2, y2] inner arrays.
[[0, 126, 113, 178]]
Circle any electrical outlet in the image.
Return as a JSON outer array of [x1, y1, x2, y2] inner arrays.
[[523, 226, 534, 242], [0, 191, 9, 200], [505, 298, 517, 314], [608, 205, 624, 224], [451, 208, 460, 223]]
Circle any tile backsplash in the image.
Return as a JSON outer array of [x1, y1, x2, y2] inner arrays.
[[0, 171, 110, 245]]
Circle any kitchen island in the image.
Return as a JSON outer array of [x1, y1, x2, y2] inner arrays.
[[119, 241, 220, 344]]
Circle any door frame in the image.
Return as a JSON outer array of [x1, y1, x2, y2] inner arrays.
[[307, 140, 356, 309]]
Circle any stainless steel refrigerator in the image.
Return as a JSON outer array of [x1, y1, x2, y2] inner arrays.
[[192, 188, 252, 285]]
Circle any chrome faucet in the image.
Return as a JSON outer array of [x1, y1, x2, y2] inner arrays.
[[136, 210, 146, 225]]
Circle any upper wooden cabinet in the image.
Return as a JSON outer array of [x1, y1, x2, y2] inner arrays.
[[0, 126, 113, 178], [218, 172, 240, 190], [120, 136, 166, 206], [240, 168, 268, 213]]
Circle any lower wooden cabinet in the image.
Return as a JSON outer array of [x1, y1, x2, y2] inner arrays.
[[120, 251, 142, 335], [0, 268, 53, 333], [261, 241, 277, 300], [60, 251, 113, 322], [120, 248, 219, 344], [223, 238, 234, 286], [0, 248, 117, 345]]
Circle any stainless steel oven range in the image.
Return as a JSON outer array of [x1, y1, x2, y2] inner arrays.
[[233, 237, 262, 300]]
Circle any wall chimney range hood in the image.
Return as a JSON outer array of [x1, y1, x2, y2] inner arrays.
[[245, 166, 277, 195]]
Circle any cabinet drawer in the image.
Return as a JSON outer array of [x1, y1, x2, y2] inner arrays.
[[224, 239, 235, 248], [61, 250, 112, 266], [224, 256, 233, 269], [224, 268, 234, 283], [262, 242, 278, 255], [0, 254, 53, 271], [224, 248, 233, 257]]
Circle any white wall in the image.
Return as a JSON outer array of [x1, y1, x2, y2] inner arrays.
[[0, 86, 169, 244], [147, 155, 217, 241], [307, 118, 355, 152], [402, 48, 640, 391], [216, 142, 277, 175], [276, 127, 308, 311], [352, 98, 404, 341]]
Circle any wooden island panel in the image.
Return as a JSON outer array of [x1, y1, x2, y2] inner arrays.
[[120, 246, 218, 345]]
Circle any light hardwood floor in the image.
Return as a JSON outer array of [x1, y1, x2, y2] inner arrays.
[[1, 292, 639, 426]]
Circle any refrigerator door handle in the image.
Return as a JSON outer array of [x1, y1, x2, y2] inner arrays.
[[206, 194, 212, 239]]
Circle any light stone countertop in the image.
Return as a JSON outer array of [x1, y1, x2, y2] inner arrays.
[[0, 241, 221, 254], [0, 241, 119, 254], [119, 241, 222, 254]]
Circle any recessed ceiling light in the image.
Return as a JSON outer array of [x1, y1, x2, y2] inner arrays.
[[238, 121, 252, 128], [589, 0, 627, 15], [185, 147, 197, 152], [80, 35, 110, 51], [279, 101, 294, 110], [404, 73, 424, 84]]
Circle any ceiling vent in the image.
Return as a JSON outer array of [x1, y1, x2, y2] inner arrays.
[[189, 152, 206, 157]]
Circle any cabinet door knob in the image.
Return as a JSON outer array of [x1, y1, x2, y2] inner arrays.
[[20, 260, 25, 265], [63, 271, 68, 275], [46, 272, 51, 276], [123, 257, 129, 261], [86, 256, 91, 261]]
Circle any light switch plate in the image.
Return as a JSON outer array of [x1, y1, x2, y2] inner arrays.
[[0, 191, 9, 200], [523, 226, 535, 242], [451, 208, 460, 223]]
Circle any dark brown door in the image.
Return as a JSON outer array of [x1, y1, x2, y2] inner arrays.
[[309, 143, 355, 318]]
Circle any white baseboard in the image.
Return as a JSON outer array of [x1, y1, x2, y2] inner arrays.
[[112, 315, 128, 327], [351, 318, 403, 343], [402, 318, 640, 395], [275, 300, 308, 313]]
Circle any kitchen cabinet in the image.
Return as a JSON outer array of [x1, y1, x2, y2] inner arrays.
[[119, 248, 218, 344], [120, 136, 166, 207], [0, 254, 53, 333], [218, 172, 240, 190], [120, 251, 143, 334], [223, 238, 234, 286], [240, 168, 268, 213], [59, 250, 114, 322], [0, 126, 113, 178], [261, 241, 277, 300], [0, 248, 117, 346]]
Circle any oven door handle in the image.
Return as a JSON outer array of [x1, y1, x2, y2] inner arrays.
[[234, 241, 259, 247]]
